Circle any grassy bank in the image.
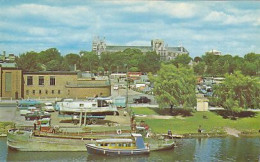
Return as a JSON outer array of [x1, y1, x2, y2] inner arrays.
[[132, 107, 260, 136], [0, 122, 14, 135]]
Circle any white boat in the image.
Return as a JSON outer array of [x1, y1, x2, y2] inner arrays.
[[58, 98, 119, 116]]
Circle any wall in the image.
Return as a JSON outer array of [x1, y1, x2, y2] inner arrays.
[[23, 72, 78, 99], [0, 67, 23, 99]]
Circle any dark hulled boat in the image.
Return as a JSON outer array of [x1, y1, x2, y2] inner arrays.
[[85, 133, 150, 156]]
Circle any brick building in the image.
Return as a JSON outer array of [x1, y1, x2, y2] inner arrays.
[[0, 68, 111, 99]]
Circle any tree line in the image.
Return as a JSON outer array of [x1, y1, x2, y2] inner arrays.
[[193, 52, 260, 76], [15, 48, 160, 74], [15, 47, 259, 77]]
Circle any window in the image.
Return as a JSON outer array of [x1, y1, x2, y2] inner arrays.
[[32, 90, 35, 95], [50, 76, 55, 85], [5, 72, 12, 92], [26, 90, 29, 95], [39, 76, 44, 85], [52, 90, 54, 94], [27, 76, 33, 85], [58, 90, 61, 94], [45, 90, 48, 94], [39, 90, 41, 94]]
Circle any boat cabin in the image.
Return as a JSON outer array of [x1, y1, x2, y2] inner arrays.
[[96, 139, 136, 149]]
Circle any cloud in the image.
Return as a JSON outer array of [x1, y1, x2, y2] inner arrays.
[[0, 1, 259, 57], [204, 10, 260, 26], [121, 1, 200, 18]]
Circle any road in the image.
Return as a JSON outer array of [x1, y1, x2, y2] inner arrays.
[[110, 79, 157, 105]]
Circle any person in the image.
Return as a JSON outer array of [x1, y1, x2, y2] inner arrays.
[[168, 130, 172, 136], [198, 125, 202, 133], [123, 111, 127, 117]]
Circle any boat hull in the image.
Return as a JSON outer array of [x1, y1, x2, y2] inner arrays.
[[7, 129, 131, 151], [86, 144, 150, 156]]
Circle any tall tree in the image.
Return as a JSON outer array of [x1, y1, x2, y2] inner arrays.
[[213, 71, 260, 109], [38, 48, 62, 65], [15, 51, 42, 72], [80, 51, 99, 72], [171, 54, 192, 68], [149, 64, 196, 108], [64, 53, 81, 70], [139, 51, 160, 73], [193, 62, 206, 76]]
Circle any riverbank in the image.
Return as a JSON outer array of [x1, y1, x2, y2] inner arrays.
[[0, 122, 14, 137], [132, 107, 260, 138]]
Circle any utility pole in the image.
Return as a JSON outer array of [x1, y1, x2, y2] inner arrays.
[[125, 64, 128, 110]]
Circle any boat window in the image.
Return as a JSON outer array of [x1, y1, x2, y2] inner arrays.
[[98, 144, 101, 146], [111, 143, 115, 147], [100, 143, 104, 146], [79, 104, 84, 107], [104, 143, 108, 146], [118, 143, 122, 147], [123, 144, 126, 147], [127, 143, 131, 147]]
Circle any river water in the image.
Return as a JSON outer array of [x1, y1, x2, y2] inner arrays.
[[1, 137, 260, 162]]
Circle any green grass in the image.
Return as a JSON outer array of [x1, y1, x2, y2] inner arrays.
[[135, 111, 260, 135], [0, 122, 14, 134], [131, 107, 158, 115]]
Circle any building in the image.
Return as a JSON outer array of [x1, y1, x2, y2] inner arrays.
[[23, 71, 111, 99], [0, 67, 23, 99], [92, 38, 189, 61], [0, 68, 111, 100], [0, 51, 16, 63], [207, 49, 221, 56]]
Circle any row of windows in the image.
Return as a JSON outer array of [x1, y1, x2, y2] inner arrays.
[[26, 90, 61, 95], [27, 76, 55, 86], [98, 143, 134, 147]]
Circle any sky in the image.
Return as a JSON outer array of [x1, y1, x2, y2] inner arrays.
[[0, 0, 259, 58]]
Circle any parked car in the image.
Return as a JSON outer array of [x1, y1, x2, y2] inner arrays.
[[133, 96, 151, 104], [113, 85, 119, 90], [42, 102, 55, 112], [25, 111, 51, 121]]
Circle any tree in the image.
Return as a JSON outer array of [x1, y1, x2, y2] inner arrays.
[[139, 51, 160, 73], [64, 53, 80, 68], [171, 54, 192, 68], [213, 71, 260, 109], [194, 56, 202, 63], [45, 60, 61, 71], [15, 51, 43, 72], [38, 48, 62, 65], [193, 62, 206, 76], [80, 51, 99, 72], [149, 64, 196, 108]]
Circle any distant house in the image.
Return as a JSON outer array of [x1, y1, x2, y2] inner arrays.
[[0, 51, 16, 63], [207, 49, 221, 56]]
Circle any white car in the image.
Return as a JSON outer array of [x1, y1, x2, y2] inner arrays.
[[113, 85, 119, 90], [43, 102, 55, 112]]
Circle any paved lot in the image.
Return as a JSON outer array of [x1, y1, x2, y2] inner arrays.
[[0, 106, 16, 122]]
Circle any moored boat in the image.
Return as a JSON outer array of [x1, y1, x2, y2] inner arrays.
[[85, 133, 150, 156], [7, 128, 132, 151]]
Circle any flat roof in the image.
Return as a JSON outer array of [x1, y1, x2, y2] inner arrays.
[[24, 71, 77, 75], [96, 139, 133, 143]]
